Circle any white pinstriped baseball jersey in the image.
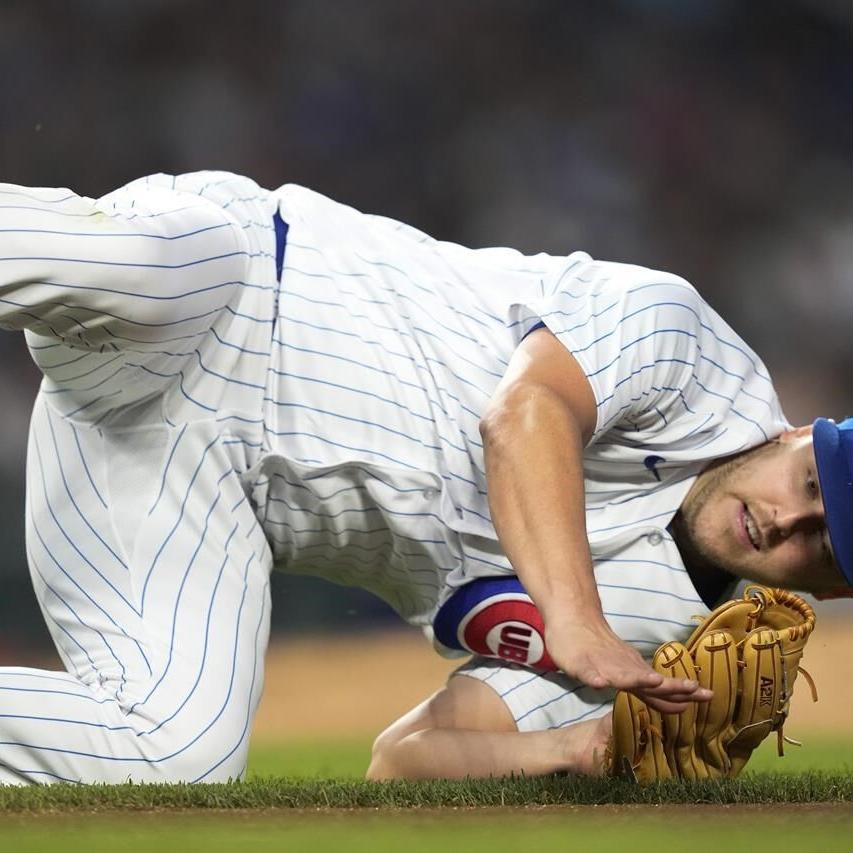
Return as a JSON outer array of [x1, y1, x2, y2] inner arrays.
[[0, 170, 787, 782], [264, 184, 788, 731]]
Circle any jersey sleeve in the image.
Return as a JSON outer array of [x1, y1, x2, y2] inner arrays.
[[510, 257, 711, 442], [454, 657, 613, 732], [0, 181, 250, 351]]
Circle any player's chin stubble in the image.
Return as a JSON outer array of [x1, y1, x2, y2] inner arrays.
[[676, 441, 780, 576]]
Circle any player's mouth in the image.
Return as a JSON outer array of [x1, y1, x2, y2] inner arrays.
[[739, 504, 761, 551]]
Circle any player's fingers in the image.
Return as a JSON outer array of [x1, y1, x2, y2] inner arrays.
[[600, 663, 663, 690], [585, 671, 659, 693], [577, 666, 609, 690], [642, 678, 713, 700], [591, 651, 664, 686], [576, 648, 665, 692], [618, 653, 667, 686], [641, 694, 693, 714], [642, 676, 702, 694], [634, 683, 713, 713], [635, 669, 665, 687], [581, 657, 655, 690], [643, 690, 712, 705]]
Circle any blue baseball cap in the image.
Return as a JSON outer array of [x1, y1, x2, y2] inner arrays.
[[813, 417, 853, 586]]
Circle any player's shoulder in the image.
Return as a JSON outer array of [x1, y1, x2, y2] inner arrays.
[[586, 257, 700, 300], [555, 256, 716, 332]]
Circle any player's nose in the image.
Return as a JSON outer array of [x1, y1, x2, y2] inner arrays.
[[774, 501, 825, 539]]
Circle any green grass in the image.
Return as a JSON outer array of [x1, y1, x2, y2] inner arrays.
[[746, 734, 853, 774], [0, 772, 851, 812], [0, 735, 847, 814], [0, 739, 851, 853], [4, 810, 853, 853], [0, 736, 851, 853], [247, 737, 371, 778]]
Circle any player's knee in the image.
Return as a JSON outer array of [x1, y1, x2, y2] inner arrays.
[[366, 727, 409, 781], [124, 716, 250, 784], [157, 735, 248, 783], [131, 747, 247, 784], [366, 727, 393, 780], [365, 750, 396, 781]]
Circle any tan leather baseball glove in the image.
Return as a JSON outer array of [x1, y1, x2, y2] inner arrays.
[[609, 585, 817, 782]]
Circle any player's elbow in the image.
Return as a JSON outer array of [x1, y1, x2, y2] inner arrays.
[[480, 381, 572, 450]]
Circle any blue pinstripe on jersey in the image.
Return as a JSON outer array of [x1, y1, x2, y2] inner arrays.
[[0, 172, 789, 782]]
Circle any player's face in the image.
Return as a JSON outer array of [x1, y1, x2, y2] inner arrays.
[[678, 426, 849, 595]]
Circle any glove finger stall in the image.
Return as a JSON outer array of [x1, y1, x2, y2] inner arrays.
[[693, 630, 738, 776], [727, 627, 784, 776]]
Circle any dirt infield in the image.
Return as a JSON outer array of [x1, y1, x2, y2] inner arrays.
[[253, 629, 458, 739], [253, 618, 853, 740]]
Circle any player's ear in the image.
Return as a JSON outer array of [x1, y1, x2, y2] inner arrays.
[[813, 586, 853, 601], [778, 424, 813, 444]]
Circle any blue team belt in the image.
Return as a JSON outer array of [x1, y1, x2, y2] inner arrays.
[[433, 576, 556, 671], [273, 206, 288, 282]]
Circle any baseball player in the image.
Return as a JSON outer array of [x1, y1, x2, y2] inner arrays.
[[0, 170, 850, 784]]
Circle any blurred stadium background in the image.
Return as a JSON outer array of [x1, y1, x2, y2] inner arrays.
[[0, 0, 851, 753]]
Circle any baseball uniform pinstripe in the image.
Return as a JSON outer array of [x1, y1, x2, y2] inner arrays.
[[0, 171, 787, 781], [0, 172, 277, 783]]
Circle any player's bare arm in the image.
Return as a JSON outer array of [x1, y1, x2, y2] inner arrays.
[[480, 327, 710, 713], [366, 673, 610, 780]]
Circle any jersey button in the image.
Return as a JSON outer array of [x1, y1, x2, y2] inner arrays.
[[422, 487, 439, 500], [647, 531, 663, 546]]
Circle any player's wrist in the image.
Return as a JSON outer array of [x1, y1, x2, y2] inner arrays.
[[540, 594, 609, 633]]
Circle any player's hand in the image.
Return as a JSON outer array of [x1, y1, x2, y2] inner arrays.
[[544, 617, 713, 713]]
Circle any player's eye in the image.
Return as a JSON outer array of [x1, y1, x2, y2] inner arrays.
[[807, 471, 819, 498]]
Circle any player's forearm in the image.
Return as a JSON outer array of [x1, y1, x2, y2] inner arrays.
[[366, 727, 580, 780], [480, 382, 605, 629]]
